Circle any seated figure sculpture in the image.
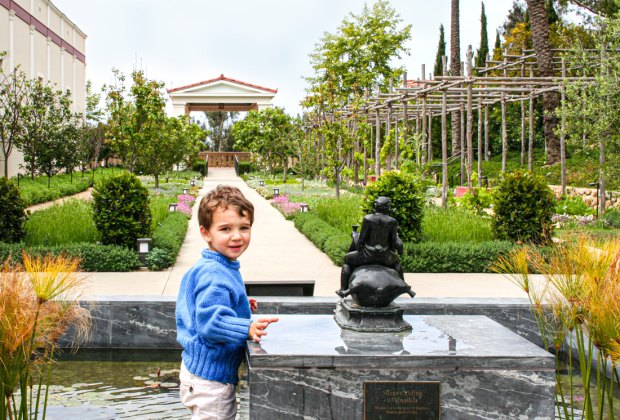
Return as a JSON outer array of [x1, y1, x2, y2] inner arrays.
[[336, 196, 406, 299]]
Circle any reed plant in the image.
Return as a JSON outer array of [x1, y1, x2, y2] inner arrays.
[[494, 237, 620, 419], [422, 207, 494, 243], [313, 195, 363, 234], [24, 199, 98, 246], [150, 195, 172, 230], [0, 253, 90, 419]]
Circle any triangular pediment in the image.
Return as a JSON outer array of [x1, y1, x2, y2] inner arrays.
[[168, 75, 277, 96]]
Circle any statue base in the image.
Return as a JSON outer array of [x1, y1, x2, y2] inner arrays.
[[334, 298, 412, 332]]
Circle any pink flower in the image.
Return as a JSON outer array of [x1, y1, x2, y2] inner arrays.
[[177, 194, 195, 206], [272, 194, 289, 204], [177, 202, 192, 217]]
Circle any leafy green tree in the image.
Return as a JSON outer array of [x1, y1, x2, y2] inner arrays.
[[304, 0, 411, 108], [137, 116, 204, 188], [319, 119, 353, 197], [0, 60, 28, 178], [105, 69, 166, 172], [203, 111, 239, 151], [451, 0, 461, 155], [15, 80, 71, 182], [303, 1, 411, 185], [232, 107, 293, 180], [558, 0, 619, 16], [475, 2, 490, 71], [433, 24, 447, 77], [559, 15, 620, 215], [290, 115, 320, 190]]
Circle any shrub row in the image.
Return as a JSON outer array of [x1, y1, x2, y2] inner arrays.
[[0, 242, 140, 272], [293, 212, 350, 265], [401, 241, 516, 273], [151, 212, 190, 268], [292, 212, 516, 272]]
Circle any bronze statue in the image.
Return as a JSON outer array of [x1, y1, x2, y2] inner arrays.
[[337, 196, 405, 298]]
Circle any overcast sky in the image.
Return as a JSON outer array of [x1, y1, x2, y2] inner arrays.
[[53, 0, 516, 116]]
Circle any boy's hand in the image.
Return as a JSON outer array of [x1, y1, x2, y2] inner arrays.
[[248, 317, 279, 343], [249, 298, 258, 312]]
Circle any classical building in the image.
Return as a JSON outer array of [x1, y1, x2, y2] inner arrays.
[[167, 74, 277, 117], [0, 0, 86, 177]]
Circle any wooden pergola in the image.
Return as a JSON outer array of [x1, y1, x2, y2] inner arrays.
[[318, 46, 599, 207]]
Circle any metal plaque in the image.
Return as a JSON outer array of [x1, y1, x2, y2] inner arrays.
[[364, 381, 441, 420]]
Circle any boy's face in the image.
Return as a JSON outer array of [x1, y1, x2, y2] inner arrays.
[[200, 206, 252, 261]]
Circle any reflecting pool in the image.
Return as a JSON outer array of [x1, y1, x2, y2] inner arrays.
[[43, 350, 249, 419]]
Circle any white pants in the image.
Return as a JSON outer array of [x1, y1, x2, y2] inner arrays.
[[179, 362, 237, 420]]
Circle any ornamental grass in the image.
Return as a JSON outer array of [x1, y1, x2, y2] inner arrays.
[[494, 237, 620, 419], [0, 253, 90, 419]]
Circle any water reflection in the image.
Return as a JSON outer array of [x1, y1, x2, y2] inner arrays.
[[39, 350, 249, 420], [335, 329, 410, 355]]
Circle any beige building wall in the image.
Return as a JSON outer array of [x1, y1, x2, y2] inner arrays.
[[0, 0, 86, 178]]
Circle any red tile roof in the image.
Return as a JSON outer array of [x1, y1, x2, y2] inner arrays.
[[406, 80, 426, 89], [167, 74, 278, 94]]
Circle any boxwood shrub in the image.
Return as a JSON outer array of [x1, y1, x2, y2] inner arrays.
[[0, 178, 27, 243], [0, 242, 140, 272], [493, 171, 555, 244], [293, 212, 350, 265], [292, 213, 516, 272], [361, 171, 424, 242], [152, 212, 190, 264], [92, 173, 152, 249], [400, 241, 516, 273]]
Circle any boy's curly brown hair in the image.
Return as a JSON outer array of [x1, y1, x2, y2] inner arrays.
[[198, 185, 254, 229]]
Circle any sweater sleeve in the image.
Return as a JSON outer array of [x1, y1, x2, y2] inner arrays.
[[194, 279, 252, 344]]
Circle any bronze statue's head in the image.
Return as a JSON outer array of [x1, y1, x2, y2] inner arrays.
[[374, 196, 390, 214]]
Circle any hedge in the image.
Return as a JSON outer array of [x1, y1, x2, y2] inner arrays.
[[292, 212, 516, 272], [0, 242, 140, 272], [293, 212, 350, 265], [400, 241, 516, 273], [152, 212, 190, 267]]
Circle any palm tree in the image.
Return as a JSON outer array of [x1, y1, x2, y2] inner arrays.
[[450, 0, 461, 156], [526, 0, 560, 164]]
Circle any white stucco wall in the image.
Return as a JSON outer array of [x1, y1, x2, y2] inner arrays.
[[0, 0, 86, 177]]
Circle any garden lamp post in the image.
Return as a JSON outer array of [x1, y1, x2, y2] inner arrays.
[[183, 188, 189, 195], [300, 203, 309, 212], [273, 188, 280, 197], [190, 180, 196, 187], [136, 238, 152, 266], [589, 182, 600, 219], [169, 203, 178, 212], [259, 180, 265, 187]]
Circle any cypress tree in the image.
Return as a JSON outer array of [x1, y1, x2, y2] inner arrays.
[[475, 2, 489, 71], [433, 24, 447, 77], [492, 30, 503, 61]]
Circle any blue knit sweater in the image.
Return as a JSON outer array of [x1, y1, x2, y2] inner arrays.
[[176, 249, 252, 384]]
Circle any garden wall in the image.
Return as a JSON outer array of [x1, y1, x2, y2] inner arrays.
[[550, 185, 619, 210]]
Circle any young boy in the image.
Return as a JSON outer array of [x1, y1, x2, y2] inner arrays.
[[176, 184, 278, 420]]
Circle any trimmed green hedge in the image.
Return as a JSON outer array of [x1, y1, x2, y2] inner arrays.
[[152, 212, 190, 266], [0, 242, 140, 272], [292, 212, 516, 272], [293, 212, 350, 265], [401, 241, 516, 273]]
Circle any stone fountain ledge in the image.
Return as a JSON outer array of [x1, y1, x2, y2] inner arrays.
[[61, 296, 540, 349]]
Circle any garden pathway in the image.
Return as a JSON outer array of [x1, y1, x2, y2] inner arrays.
[[83, 167, 536, 299], [26, 188, 93, 213]]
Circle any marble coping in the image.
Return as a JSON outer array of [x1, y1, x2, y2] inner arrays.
[[247, 314, 554, 370], [62, 296, 540, 349]]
